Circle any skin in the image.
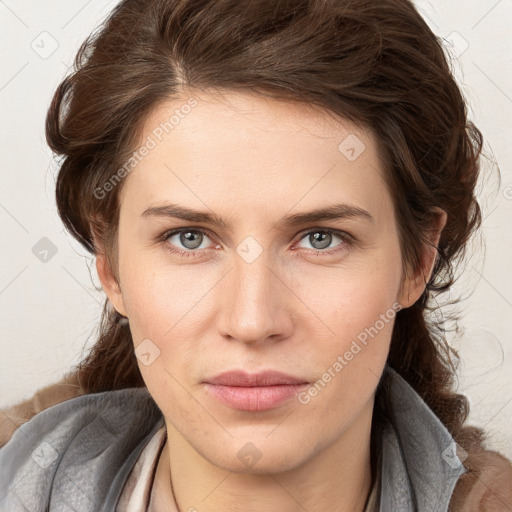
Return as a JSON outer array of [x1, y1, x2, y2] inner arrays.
[[96, 88, 446, 512]]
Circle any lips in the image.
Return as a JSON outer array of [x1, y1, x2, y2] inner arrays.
[[203, 370, 309, 387], [202, 370, 310, 411]]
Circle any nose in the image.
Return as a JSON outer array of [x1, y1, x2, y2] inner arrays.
[[216, 251, 294, 346]]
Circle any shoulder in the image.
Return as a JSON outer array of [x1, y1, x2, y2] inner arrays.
[[0, 386, 162, 512], [0, 371, 85, 448], [450, 448, 512, 512]]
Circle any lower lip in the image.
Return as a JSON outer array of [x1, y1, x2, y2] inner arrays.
[[203, 383, 309, 411]]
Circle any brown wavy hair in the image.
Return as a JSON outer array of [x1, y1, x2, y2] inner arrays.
[[45, 0, 508, 507]]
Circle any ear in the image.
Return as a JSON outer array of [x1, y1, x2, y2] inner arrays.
[[397, 208, 448, 308], [93, 223, 128, 318], [96, 253, 128, 317]]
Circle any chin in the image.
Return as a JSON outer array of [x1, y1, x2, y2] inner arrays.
[[203, 438, 310, 475]]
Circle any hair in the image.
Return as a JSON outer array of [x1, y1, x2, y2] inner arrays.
[[45, 0, 504, 507]]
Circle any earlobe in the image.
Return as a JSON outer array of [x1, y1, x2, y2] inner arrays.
[[95, 252, 128, 317]]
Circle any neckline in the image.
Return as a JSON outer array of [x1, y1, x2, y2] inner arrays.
[[147, 427, 170, 512]]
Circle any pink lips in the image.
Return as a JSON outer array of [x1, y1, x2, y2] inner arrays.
[[203, 370, 309, 411]]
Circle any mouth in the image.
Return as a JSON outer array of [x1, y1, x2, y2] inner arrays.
[[202, 370, 310, 411]]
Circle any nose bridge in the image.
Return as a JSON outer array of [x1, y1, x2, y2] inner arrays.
[[218, 241, 291, 344], [235, 248, 273, 305]]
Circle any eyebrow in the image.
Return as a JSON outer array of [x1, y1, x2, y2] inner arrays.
[[141, 202, 374, 229]]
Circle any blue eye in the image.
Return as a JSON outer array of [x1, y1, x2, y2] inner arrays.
[[158, 228, 216, 258], [157, 227, 354, 258], [167, 229, 211, 250], [296, 229, 350, 253]]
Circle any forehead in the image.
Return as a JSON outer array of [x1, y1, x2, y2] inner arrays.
[[118, 89, 391, 225]]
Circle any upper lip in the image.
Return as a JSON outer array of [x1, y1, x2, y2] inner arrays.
[[204, 370, 309, 387]]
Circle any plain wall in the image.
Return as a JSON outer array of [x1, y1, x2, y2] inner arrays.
[[1, 0, 511, 459]]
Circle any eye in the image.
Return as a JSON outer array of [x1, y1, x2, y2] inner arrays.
[[159, 228, 216, 257], [157, 227, 354, 259], [294, 229, 353, 255]]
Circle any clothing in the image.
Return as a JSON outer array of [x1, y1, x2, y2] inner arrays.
[[116, 424, 167, 512], [0, 365, 469, 511]]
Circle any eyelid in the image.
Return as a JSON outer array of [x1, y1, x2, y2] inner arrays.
[[294, 227, 354, 244]]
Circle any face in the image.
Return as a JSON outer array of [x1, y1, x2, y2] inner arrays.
[[97, 89, 434, 475]]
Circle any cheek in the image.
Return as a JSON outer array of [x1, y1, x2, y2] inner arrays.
[[297, 283, 398, 428], [319, 290, 396, 379], [119, 258, 208, 385], [295, 253, 401, 336], [295, 252, 401, 385], [120, 254, 204, 336]]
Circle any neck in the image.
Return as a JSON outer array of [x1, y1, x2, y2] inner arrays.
[[152, 399, 375, 512]]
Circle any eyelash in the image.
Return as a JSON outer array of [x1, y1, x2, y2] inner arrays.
[[156, 227, 355, 259]]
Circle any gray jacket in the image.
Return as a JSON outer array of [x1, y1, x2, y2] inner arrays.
[[0, 365, 466, 511]]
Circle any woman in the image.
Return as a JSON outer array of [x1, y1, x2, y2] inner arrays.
[[1, 0, 511, 510]]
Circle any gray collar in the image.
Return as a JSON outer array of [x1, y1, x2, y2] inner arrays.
[[378, 365, 467, 511]]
